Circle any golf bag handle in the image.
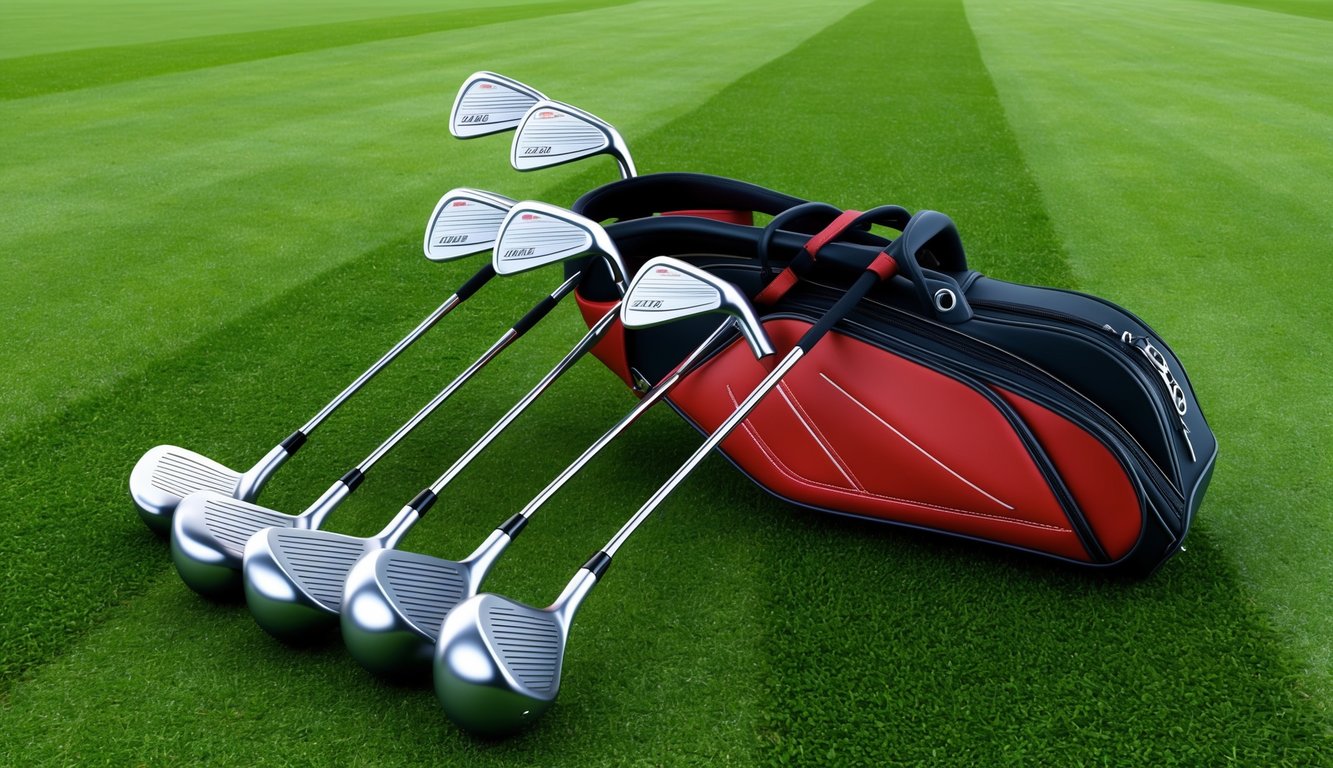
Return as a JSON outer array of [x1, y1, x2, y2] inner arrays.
[[572, 172, 809, 223], [756, 204, 910, 306]]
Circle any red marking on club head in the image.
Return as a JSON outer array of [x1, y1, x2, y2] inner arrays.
[[538, 111, 556, 119], [655, 267, 670, 274], [521, 214, 539, 221], [479, 83, 494, 90], [452, 201, 469, 207]]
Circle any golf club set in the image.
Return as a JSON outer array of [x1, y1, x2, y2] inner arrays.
[[131, 72, 1217, 735]]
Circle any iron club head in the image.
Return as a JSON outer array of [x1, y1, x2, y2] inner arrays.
[[492, 201, 628, 290], [449, 71, 545, 139], [511, 99, 637, 178], [423, 188, 516, 262]]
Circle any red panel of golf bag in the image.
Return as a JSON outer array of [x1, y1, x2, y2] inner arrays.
[[568, 174, 1216, 576]]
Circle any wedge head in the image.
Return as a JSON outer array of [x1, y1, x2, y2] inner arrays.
[[622, 256, 777, 357], [511, 99, 636, 177], [434, 593, 565, 736], [171, 491, 304, 599], [243, 527, 377, 642], [131, 445, 244, 536], [449, 71, 546, 139], [423, 188, 516, 262], [492, 201, 628, 286], [342, 547, 474, 678]]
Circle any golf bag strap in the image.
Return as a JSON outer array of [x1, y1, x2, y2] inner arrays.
[[755, 209, 864, 306]]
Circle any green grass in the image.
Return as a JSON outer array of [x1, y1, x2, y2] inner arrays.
[[1, 0, 1329, 764]]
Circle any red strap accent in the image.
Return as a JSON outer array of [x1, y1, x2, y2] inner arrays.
[[867, 252, 898, 281], [756, 209, 865, 306], [801, 209, 865, 258]]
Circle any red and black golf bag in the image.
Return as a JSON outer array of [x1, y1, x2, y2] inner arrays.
[[566, 174, 1216, 576]]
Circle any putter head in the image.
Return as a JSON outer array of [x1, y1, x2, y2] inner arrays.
[[423, 188, 516, 262], [434, 593, 567, 735], [243, 527, 380, 642], [131, 445, 244, 536], [342, 528, 508, 679], [171, 491, 306, 599], [511, 99, 636, 178], [493, 201, 628, 288], [449, 71, 546, 139], [622, 257, 777, 357]]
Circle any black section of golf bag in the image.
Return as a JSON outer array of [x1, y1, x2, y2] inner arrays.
[[569, 174, 1216, 575]]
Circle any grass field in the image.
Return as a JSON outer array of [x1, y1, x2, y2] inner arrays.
[[1, 0, 1329, 764]]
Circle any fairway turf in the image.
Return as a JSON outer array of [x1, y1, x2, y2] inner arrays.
[[1, 0, 1329, 764]]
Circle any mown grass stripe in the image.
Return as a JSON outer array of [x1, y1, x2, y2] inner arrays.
[[0, 0, 633, 101]]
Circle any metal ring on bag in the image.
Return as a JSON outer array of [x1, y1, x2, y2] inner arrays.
[[933, 288, 957, 313]]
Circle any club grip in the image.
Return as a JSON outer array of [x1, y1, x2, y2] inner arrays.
[[454, 263, 497, 302]]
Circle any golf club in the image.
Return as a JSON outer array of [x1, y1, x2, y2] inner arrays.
[[131, 188, 511, 536], [341, 257, 771, 677], [434, 207, 928, 735], [242, 206, 634, 642], [511, 99, 637, 179], [172, 269, 580, 600], [449, 71, 546, 139]]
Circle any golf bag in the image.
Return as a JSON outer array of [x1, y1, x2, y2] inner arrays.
[[568, 174, 1216, 576]]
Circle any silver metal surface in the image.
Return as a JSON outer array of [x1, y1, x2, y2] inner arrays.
[[131, 446, 244, 535], [433, 569, 596, 736], [622, 257, 776, 357], [933, 288, 957, 312], [511, 99, 637, 178], [423, 188, 516, 262], [493, 201, 628, 291], [449, 71, 546, 139], [170, 480, 351, 598], [243, 507, 419, 641]]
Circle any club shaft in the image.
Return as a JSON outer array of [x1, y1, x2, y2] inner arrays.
[[516, 319, 737, 521], [425, 302, 619, 496], [298, 293, 462, 435], [356, 273, 580, 474], [601, 346, 804, 558]]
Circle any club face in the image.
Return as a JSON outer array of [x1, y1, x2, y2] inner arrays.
[[621, 257, 776, 357], [171, 491, 302, 599], [449, 71, 545, 139], [434, 593, 564, 735], [243, 527, 376, 641], [131, 445, 243, 536], [423, 188, 516, 262], [342, 548, 473, 678], [492, 201, 627, 284], [511, 99, 633, 176]]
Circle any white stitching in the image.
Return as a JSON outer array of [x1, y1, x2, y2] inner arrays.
[[775, 382, 864, 491]]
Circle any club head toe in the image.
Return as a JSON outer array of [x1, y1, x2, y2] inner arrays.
[[131, 445, 241, 536]]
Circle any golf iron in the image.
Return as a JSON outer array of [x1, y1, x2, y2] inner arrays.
[[131, 188, 511, 535], [340, 257, 771, 678], [433, 209, 930, 735], [242, 205, 633, 642], [449, 71, 546, 139], [511, 99, 637, 179]]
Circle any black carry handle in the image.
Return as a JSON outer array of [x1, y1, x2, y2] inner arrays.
[[573, 172, 809, 222], [756, 204, 911, 306]]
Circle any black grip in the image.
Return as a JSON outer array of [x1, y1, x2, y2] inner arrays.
[[582, 551, 612, 580], [339, 468, 365, 492], [512, 291, 563, 336], [454, 263, 497, 302], [407, 489, 437, 515], [280, 430, 308, 455], [498, 513, 528, 538], [796, 269, 882, 353]]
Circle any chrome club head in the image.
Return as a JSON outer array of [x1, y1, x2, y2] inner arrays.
[[340, 531, 503, 678], [423, 188, 516, 262], [511, 99, 637, 179], [433, 583, 586, 736], [493, 201, 628, 290], [622, 257, 776, 357], [449, 71, 546, 139], [170, 486, 340, 599], [243, 505, 421, 642], [131, 446, 246, 536]]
